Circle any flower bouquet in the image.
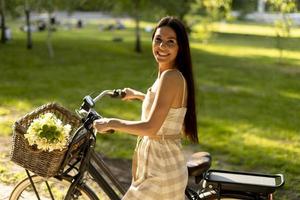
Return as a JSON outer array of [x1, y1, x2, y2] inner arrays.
[[25, 113, 71, 152]]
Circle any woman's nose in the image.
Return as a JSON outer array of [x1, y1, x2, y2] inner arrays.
[[159, 42, 167, 49]]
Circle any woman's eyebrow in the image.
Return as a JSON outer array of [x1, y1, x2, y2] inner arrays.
[[155, 35, 177, 40]]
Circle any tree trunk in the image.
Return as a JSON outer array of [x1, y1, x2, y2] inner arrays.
[[47, 11, 54, 58], [25, 7, 32, 49], [257, 0, 266, 13], [134, 0, 142, 53], [0, 0, 6, 43], [135, 15, 142, 53]]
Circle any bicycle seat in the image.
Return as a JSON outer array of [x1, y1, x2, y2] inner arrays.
[[187, 152, 211, 177]]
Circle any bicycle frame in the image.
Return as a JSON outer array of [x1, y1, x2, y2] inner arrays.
[[24, 126, 126, 200], [61, 126, 126, 200]]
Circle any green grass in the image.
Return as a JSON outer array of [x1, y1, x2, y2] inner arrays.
[[0, 21, 300, 199]]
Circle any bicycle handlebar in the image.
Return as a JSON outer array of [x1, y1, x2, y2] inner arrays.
[[77, 89, 126, 117], [75, 89, 126, 134], [94, 89, 126, 102]]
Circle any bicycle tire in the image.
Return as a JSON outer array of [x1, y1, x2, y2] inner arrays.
[[9, 175, 98, 200]]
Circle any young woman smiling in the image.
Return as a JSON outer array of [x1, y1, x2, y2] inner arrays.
[[93, 16, 198, 200]]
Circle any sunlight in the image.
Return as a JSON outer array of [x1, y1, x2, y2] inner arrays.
[[191, 43, 300, 60], [211, 22, 300, 38], [0, 100, 33, 136], [242, 133, 300, 156], [279, 91, 300, 101]]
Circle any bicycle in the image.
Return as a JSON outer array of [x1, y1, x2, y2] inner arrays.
[[9, 89, 285, 200]]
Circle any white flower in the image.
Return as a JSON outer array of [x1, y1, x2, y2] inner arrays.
[[24, 113, 72, 152]]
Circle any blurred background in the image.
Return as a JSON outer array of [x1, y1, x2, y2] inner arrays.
[[0, 0, 300, 199]]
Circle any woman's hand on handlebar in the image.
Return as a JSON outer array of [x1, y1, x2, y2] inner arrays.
[[122, 88, 145, 101], [93, 118, 114, 134]]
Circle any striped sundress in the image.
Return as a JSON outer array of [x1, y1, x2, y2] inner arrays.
[[122, 70, 188, 200]]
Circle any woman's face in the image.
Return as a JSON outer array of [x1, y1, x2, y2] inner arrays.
[[152, 26, 179, 67]]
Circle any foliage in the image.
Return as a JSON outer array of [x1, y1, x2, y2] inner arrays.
[[267, 0, 298, 62], [76, 0, 114, 11], [150, 0, 195, 21], [232, 0, 257, 20], [267, 0, 298, 13], [190, 0, 233, 42]]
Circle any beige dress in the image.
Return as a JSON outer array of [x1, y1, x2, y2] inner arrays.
[[122, 70, 188, 200]]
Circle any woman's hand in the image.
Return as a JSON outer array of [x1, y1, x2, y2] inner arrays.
[[122, 88, 145, 101], [93, 118, 112, 134]]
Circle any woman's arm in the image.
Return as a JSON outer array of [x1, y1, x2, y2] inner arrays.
[[93, 70, 182, 136], [122, 88, 146, 101]]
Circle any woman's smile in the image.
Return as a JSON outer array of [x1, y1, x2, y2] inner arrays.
[[156, 50, 170, 57]]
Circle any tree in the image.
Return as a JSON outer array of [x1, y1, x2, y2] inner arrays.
[[267, 0, 298, 63], [110, 0, 196, 53], [34, 0, 85, 57], [232, 0, 257, 20], [0, 0, 36, 48], [111, 0, 150, 53], [0, 0, 6, 43], [36, 0, 56, 58], [141, 0, 195, 34], [190, 0, 233, 42], [0, 0, 21, 44], [25, 0, 34, 49], [151, 0, 195, 28]]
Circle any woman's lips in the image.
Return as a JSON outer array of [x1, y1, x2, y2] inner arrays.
[[156, 51, 170, 57]]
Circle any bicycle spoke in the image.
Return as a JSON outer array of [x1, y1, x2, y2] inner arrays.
[[45, 181, 55, 200]]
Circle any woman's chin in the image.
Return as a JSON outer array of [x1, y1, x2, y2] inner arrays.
[[155, 57, 169, 64]]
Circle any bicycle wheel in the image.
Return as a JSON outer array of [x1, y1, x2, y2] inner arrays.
[[9, 175, 98, 200]]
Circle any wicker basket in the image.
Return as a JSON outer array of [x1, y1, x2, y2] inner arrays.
[[10, 103, 81, 178]]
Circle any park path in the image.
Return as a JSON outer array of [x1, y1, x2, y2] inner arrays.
[[0, 136, 16, 200]]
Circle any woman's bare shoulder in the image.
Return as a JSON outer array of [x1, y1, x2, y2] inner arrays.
[[160, 69, 183, 86], [161, 69, 182, 80]]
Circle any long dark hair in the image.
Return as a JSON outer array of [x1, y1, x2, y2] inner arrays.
[[152, 16, 198, 143]]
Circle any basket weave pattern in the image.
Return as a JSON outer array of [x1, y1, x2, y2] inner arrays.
[[10, 103, 81, 178]]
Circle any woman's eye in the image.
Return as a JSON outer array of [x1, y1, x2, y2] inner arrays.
[[154, 38, 162, 43], [166, 40, 176, 46]]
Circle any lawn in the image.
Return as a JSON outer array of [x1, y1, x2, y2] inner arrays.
[[0, 20, 299, 199]]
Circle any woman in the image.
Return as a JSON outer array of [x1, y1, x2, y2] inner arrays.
[[93, 16, 198, 200]]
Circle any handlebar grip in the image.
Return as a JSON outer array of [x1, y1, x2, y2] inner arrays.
[[110, 89, 126, 98]]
